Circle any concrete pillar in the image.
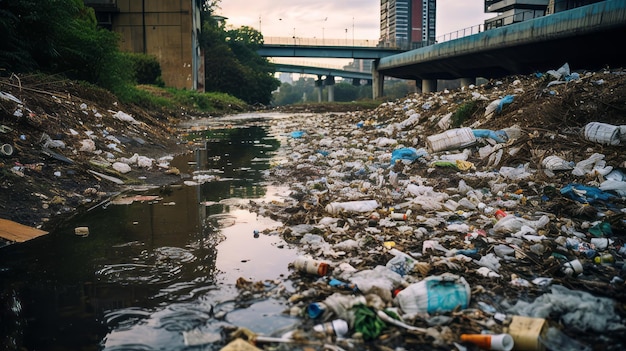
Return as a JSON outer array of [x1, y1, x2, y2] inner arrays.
[[325, 75, 335, 102], [460, 77, 476, 88], [372, 60, 384, 99], [422, 79, 437, 93], [315, 76, 324, 102]]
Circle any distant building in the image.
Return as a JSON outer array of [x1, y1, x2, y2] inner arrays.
[[83, 0, 204, 91], [379, 0, 436, 49], [344, 59, 372, 73], [484, 0, 606, 30]]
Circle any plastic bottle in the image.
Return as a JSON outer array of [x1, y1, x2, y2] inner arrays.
[[313, 319, 349, 337], [594, 253, 614, 264], [390, 209, 412, 221], [325, 200, 379, 214], [494, 209, 507, 220], [293, 256, 330, 276]]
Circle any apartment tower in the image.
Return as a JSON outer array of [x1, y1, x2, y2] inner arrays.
[[380, 0, 437, 49]]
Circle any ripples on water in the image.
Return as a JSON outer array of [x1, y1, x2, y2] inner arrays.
[[0, 113, 304, 350]]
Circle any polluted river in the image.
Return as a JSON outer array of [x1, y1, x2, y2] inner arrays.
[[0, 112, 305, 350], [2, 66, 626, 351]]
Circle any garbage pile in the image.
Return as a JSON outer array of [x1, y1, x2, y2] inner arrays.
[[0, 76, 185, 231], [226, 64, 626, 350]]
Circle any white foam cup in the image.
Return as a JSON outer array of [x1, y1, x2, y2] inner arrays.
[[490, 333, 514, 351], [331, 319, 349, 337], [562, 259, 583, 276]]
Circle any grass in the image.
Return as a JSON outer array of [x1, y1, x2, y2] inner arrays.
[[117, 84, 249, 116]]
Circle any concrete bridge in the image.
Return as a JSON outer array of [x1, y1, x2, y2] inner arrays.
[[259, 0, 626, 98], [273, 63, 372, 102], [373, 0, 626, 97]]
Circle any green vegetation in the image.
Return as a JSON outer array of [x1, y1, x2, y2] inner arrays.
[[272, 77, 415, 106], [201, 17, 280, 105], [0, 0, 278, 115], [451, 100, 479, 127]]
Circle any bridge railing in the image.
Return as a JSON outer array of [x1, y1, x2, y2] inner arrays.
[[264, 6, 556, 51], [263, 37, 380, 47]]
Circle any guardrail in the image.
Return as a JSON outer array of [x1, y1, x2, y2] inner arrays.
[[263, 6, 555, 50]]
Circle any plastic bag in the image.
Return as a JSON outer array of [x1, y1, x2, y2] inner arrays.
[[391, 147, 427, 165], [472, 129, 509, 143]]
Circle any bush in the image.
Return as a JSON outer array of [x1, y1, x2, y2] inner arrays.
[[451, 100, 479, 127], [126, 53, 163, 86]]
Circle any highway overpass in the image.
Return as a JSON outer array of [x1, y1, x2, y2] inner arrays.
[[259, 1, 626, 99], [374, 0, 626, 96]]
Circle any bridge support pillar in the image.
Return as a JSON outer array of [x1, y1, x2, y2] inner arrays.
[[315, 76, 324, 102], [372, 60, 384, 99], [422, 79, 437, 93], [325, 75, 335, 102], [460, 77, 476, 88]]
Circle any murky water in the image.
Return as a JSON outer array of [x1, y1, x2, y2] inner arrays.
[[0, 113, 303, 350]]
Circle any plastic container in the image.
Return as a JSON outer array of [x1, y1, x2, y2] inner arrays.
[[394, 273, 470, 314], [542, 155, 574, 171], [390, 210, 411, 221], [594, 253, 614, 264], [590, 237, 613, 250], [1, 143, 13, 156], [561, 259, 583, 276], [426, 127, 477, 153], [325, 200, 379, 214], [494, 209, 507, 220], [461, 333, 514, 351], [293, 256, 329, 276], [584, 122, 621, 145], [313, 319, 349, 337], [307, 302, 326, 318]]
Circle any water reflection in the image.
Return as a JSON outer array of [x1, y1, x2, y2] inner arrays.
[[0, 115, 302, 350]]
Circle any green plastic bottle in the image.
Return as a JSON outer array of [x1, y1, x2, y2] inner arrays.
[[594, 253, 614, 264]]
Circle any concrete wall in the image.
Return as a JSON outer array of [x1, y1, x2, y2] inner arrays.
[[112, 0, 203, 91]]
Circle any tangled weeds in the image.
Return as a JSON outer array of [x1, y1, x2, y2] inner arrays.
[[228, 64, 626, 350]]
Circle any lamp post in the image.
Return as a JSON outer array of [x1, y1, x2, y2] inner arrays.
[[322, 17, 327, 45]]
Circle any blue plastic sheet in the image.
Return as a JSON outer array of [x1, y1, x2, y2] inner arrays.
[[472, 129, 509, 143], [560, 183, 617, 204], [390, 147, 427, 165], [290, 131, 305, 138], [497, 95, 514, 113]]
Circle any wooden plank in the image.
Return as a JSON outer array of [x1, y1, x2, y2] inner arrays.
[[0, 219, 48, 243]]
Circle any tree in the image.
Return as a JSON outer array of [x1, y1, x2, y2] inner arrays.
[[200, 15, 280, 105], [0, 0, 129, 91]]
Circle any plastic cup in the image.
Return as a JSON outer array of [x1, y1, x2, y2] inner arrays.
[[562, 259, 583, 276], [313, 319, 349, 337], [490, 333, 514, 351], [1, 144, 13, 156]]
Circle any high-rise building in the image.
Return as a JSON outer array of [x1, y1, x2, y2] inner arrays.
[[380, 0, 436, 49], [484, 0, 550, 29]]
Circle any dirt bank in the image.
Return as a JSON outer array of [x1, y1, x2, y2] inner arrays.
[[0, 75, 190, 239]]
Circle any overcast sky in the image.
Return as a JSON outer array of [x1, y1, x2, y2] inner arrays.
[[216, 0, 494, 40]]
